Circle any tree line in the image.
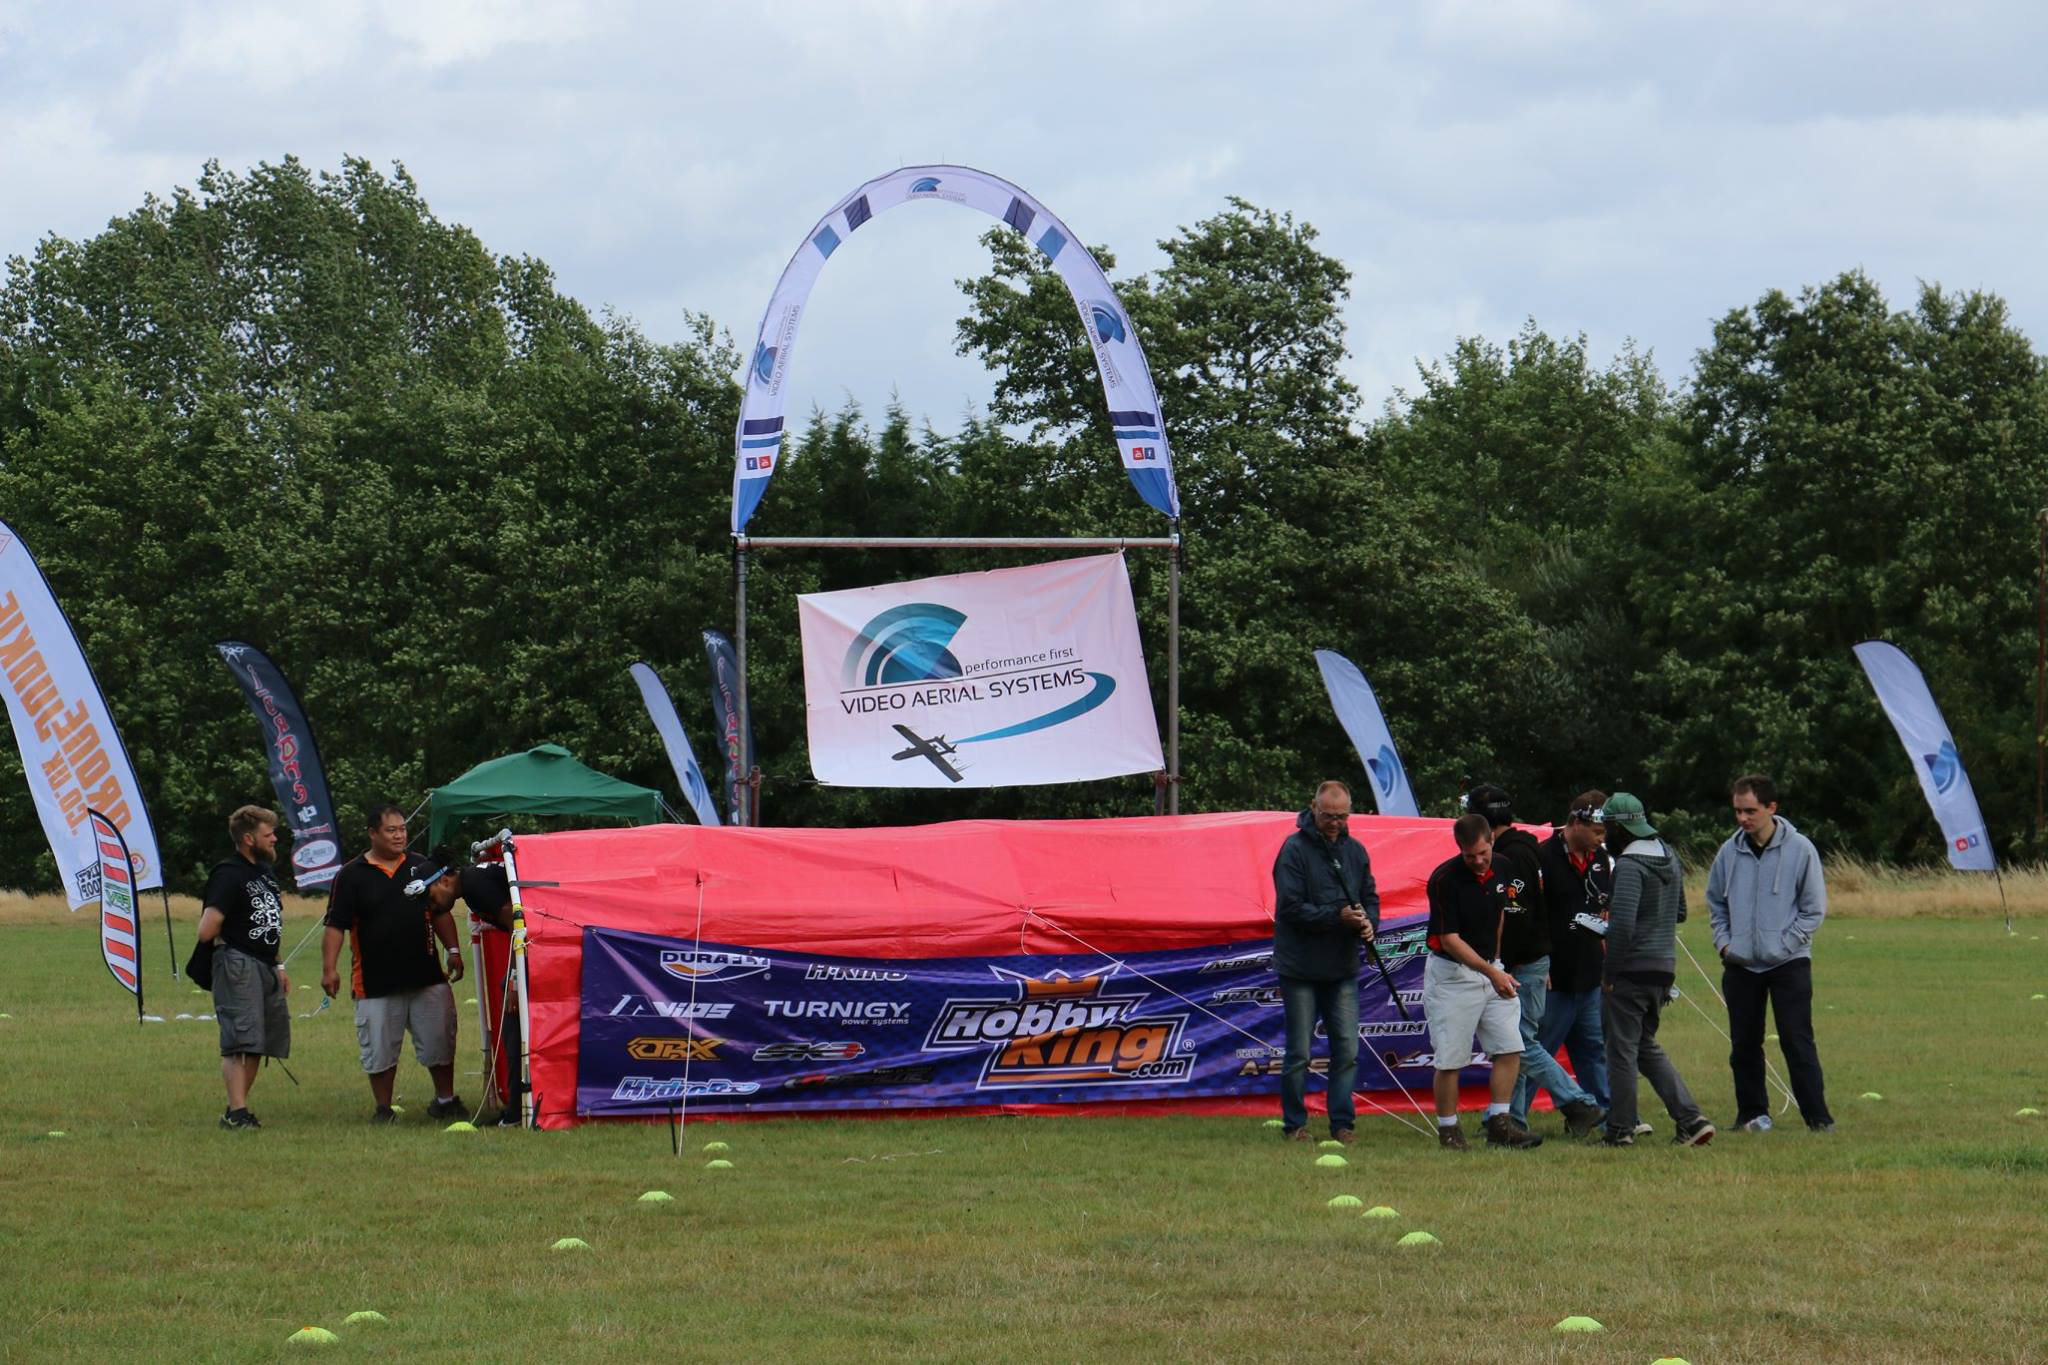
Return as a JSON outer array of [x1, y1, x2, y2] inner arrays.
[[2, 157, 2041, 892]]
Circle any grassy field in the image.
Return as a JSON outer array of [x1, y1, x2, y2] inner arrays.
[[1, 877, 2044, 1364]]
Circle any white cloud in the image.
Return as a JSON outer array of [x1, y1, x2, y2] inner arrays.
[[5, 0, 2048, 432]]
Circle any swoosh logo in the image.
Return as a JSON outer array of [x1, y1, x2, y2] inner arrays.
[[955, 672, 1116, 744]]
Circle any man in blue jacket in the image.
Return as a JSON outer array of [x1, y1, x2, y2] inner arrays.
[[1706, 773, 1834, 1133], [1272, 780, 1379, 1144]]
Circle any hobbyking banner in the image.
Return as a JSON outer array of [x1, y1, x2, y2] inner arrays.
[[574, 921, 1480, 1117], [797, 554, 1163, 788], [730, 164, 1179, 532], [0, 520, 163, 908]]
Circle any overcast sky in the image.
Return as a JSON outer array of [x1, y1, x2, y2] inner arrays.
[[5, 1, 2047, 434]]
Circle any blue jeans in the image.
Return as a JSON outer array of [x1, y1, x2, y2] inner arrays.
[[1506, 957, 1594, 1124], [1533, 984, 1609, 1111], [1279, 975, 1358, 1133]]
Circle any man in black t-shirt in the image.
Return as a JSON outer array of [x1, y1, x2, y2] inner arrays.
[[320, 805, 466, 1123], [197, 805, 291, 1130], [1528, 792, 1616, 1115], [1468, 782, 1602, 1138], [1421, 813, 1540, 1150], [421, 852, 522, 1123]]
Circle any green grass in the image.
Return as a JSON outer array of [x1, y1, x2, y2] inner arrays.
[[1, 898, 2044, 1363]]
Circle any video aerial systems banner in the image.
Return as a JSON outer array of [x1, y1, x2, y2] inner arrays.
[[797, 554, 1163, 788], [574, 922, 1473, 1117]]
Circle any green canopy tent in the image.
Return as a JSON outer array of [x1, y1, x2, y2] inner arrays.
[[425, 743, 666, 852]]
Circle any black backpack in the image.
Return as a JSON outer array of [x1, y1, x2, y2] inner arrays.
[[184, 938, 216, 990]]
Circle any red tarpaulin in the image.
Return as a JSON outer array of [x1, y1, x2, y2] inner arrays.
[[503, 812, 1477, 1129]]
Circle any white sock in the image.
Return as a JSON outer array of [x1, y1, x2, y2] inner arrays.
[[1437, 1114, 1460, 1128], [1485, 1103, 1510, 1118]]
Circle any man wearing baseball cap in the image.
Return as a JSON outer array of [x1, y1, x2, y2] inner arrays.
[[1597, 792, 1715, 1147]]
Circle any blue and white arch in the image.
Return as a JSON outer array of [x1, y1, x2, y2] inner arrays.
[[730, 165, 1181, 533]]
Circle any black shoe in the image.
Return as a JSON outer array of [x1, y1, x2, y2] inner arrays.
[[1560, 1100, 1607, 1139], [1674, 1117, 1717, 1147], [1593, 1129, 1634, 1147], [370, 1107, 397, 1125], [1807, 1120, 1836, 1133], [220, 1108, 260, 1130], [426, 1096, 468, 1121], [493, 1107, 524, 1127]]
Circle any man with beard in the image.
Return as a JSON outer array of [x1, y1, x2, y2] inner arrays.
[[197, 805, 290, 1130]]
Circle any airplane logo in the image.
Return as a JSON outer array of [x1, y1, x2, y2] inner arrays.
[[891, 724, 964, 783]]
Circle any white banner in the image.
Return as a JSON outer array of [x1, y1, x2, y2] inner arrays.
[[799, 554, 1163, 788], [0, 521, 163, 908], [732, 164, 1179, 532], [1313, 649, 1420, 817], [1853, 640, 1995, 871]]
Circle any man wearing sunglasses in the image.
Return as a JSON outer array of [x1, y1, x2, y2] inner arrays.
[[1526, 791, 1616, 1117], [1271, 780, 1379, 1145]]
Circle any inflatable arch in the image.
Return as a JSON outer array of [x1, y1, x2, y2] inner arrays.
[[729, 165, 1182, 533]]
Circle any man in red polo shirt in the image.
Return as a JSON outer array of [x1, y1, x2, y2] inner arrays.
[[320, 805, 467, 1123]]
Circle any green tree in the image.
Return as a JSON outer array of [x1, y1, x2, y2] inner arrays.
[[1627, 272, 2048, 856], [0, 158, 742, 888]]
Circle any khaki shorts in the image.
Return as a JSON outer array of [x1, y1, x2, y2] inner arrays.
[[354, 983, 456, 1074], [1422, 954, 1523, 1071]]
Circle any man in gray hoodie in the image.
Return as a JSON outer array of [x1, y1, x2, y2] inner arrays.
[[1597, 792, 1715, 1147], [1706, 773, 1834, 1133]]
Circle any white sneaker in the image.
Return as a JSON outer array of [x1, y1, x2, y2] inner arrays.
[[1633, 1121, 1654, 1136], [1742, 1115, 1774, 1133]]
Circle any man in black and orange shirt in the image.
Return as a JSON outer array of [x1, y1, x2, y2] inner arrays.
[[1422, 813, 1540, 1150], [320, 805, 467, 1123]]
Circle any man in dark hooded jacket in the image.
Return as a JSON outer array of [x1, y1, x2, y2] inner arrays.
[[1597, 792, 1715, 1147], [1271, 780, 1379, 1143]]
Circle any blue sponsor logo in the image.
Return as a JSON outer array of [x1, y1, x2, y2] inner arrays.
[[1090, 304, 1126, 345], [1368, 744, 1405, 799], [910, 176, 942, 194], [612, 1076, 759, 1103], [842, 604, 967, 688], [753, 344, 776, 383], [1922, 740, 1961, 795]]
